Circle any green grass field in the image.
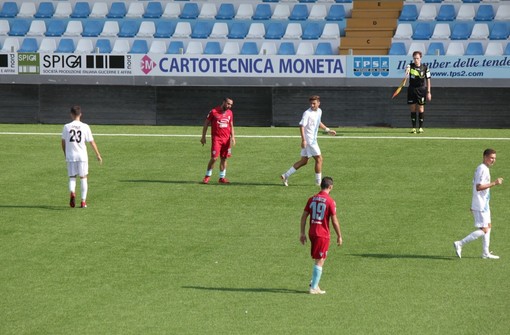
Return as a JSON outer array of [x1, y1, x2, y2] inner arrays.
[[1, 124, 509, 334]]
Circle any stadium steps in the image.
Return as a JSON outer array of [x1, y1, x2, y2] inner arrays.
[[341, 0, 402, 55]]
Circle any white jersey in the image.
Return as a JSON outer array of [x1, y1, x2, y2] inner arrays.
[[471, 163, 491, 211], [299, 108, 322, 146], [62, 120, 94, 162]]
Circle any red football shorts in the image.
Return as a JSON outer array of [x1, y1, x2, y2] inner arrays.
[[211, 138, 231, 159], [310, 236, 330, 260]]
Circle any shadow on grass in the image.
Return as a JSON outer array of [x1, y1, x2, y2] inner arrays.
[[182, 286, 305, 294], [120, 179, 295, 187], [0, 204, 67, 211], [350, 253, 455, 261]]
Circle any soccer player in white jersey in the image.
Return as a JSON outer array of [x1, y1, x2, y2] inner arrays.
[[454, 149, 503, 259], [280, 95, 336, 186], [61, 106, 102, 208]]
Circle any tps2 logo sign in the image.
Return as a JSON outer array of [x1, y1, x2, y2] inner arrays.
[[353, 57, 389, 77]]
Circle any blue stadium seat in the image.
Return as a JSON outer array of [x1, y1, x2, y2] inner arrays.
[[315, 42, 334, 55], [18, 37, 38, 52], [179, 3, 199, 19], [278, 42, 296, 55], [9, 20, 29, 36], [130, 40, 149, 54], [144, 2, 163, 18], [436, 5, 455, 21], [216, 3, 235, 20], [204, 41, 222, 54], [71, 2, 91, 18], [227, 22, 249, 39], [265, 22, 285, 39], [335, 0, 352, 3], [301, 22, 322, 40], [45, 20, 66, 36], [118, 21, 139, 37], [326, 5, 345, 21], [0, 2, 18, 18], [389, 42, 406, 55], [450, 22, 472, 40], [412, 22, 432, 40], [299, 0, 317, 3], [489, 22, 509, 40], [462, 0, 480, 3], [475, 5, 495, 21], [263, 0, 279, 2], [399, 5, 418, 21], [191, 21, 212, 38], [96, 39, 112, 53], [427, 42, 445, 55], [35, 2, 55, 18], [240, 41, 258, 55], [465, 42, 484, 55], [107, 2, 127, 18], [82, 20, 104, 37], [252, 4, 272, 20], [424, 0, 442, 3], [289, 4, 309, 20], [167, 41, 185, 54], [154, 21, 175, 38], [56, 38, 75, 53], [505, 42, 510, 55]]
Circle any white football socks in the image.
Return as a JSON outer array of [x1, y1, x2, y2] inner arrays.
[[81, 178, 88, 201], [69, 177, 76, 193], [482, 228, 491, 255], [284, 167, 296, 178], [460, 229, 485, 246]]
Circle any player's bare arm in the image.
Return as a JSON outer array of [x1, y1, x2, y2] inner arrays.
[[200, 119, 211, 146], [476, 178, 504, 191], [320, 122, 336, 136], [300, 126, 307, 148], [61, 139, 66, 156], [331, 215, 342, 246], [427, 78, 432, 101], [90, 141, 102, 164], [299, 211, 309, 245], [230, 122, 236, 146]]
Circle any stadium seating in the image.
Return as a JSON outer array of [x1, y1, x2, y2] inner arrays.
[[54, 2, 72, 18], [163, 3, 181, 19], [39, 38, 57, 53], [167, 41, 185, 54], [236, 4, 254, 20], [394, 23, 413, 39], [45, 20, 66, 37], [130, 40, 149, 54], [18, 37, 38, 52], [246, 22, 266, 39], [18, 2, 36, 18], [179, 3, 199, 19], [273, 4, 291, 20], [465, 42, 484, 55], [0, 2, 18, 18], [222, 41, 240, 55], [283, 22, 303, 39], [204, 41, 222, 54], [27, 20, 46, 36], [485, 41, 503, 56], [474, 5, 495, 21], [173, 22, 192, 38], [389, 42, 407, 55], [191, 21, 212, 39], [431, 23, 451, 39], [315, 42, 334, 55], [470, 23, 489, 39], [446, 41, 465, 55], [95, 39, 112, 53], [56, 38, 76, 53], [210, 22, 228, 39], [278, 42, 296, 55], [309, 4, 327, 20], [75, 38, 94, 53], [107, 2, 127, 18], [35, 2, 55, 19], [82, 20, 103, 37], [126, 2, 144, 18], [186, 41, 204, 54], [1, 37, 19, 52], [413, 22, 433, 40], [144, 2, 163, 19], [418, 4, 437, 21], [227, 22, 249, 39], [90, 2, 108, 18], [399, 5, 419, 21], [436, 5, 456, 21], [504, 43, 510, 56], [495, 5, 510, 20], [302, 22, 322, 39], [259, 41, 277, 55], [427, 42, 445, 55], [137, 21, 156, 37], [64, 21, 83, 36], [0, 19, 9, 35], [450, 22, 472, 39], [154, 21, 174, 38], [265, 22, 285, 39], [321, 23, 340, 39], [326, 5, 346, 21], [240, 41, 259, 55], [289, 4, 309, 20], [489, 22, 509, 40], [149, 40, 166, 54], [252, 4, 272, 20], [101, 21, 120, 37], [71, 2, 91, 18], [296, 42, 315, 55], [407, 41, 426, 55], [199, 3, 217, 19], [215, 4, 235, 20], [9, 20, 29, 36], [457, 5, 476, 20], [112, 39, 130, 53]]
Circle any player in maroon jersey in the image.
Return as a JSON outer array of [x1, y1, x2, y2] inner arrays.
[[200, 97, 236, 184], [300, 177, 342, 294]]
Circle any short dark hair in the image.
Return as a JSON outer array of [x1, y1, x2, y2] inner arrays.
[[412, 51, 422, 58], [320, 177, 334, 190], [309, 95, 320, 102], [484, 148, 496, 157], [70, 105, 82, 116]]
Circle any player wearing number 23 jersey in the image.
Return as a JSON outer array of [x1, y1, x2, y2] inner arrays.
[[62, 120, 95, 162]]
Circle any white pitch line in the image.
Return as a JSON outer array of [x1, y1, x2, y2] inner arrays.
[[0, 132, 509, 141]]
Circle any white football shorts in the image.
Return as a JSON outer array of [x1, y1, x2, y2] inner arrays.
[[300, 143, 321, 158], [472, 209, 491, 228], [67, 161, 89, 177]]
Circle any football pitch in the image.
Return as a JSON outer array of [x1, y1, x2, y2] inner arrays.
[[1, 124, 509, 334]]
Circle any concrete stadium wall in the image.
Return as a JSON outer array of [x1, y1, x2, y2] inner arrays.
[[0, 84, 508, 128]]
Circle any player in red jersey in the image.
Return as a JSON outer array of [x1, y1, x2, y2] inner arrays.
[[200, 97, 236, 184], [300, 177, 342, 294]]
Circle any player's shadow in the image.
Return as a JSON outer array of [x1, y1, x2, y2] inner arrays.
[[350, 253, 455, 261], [182, 286, 305, 294], [0, 204, 67, 211]]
